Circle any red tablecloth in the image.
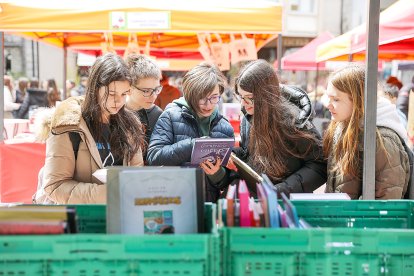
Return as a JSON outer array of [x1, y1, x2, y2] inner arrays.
[[0, 143, 46, 203]]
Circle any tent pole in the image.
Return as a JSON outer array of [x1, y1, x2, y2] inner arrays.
[[0, 32, 4, 143], [277, 33, 282, 76], [362, 0, 380, 200], [63, 35, 67, 100], [314, 62, 319, 117]]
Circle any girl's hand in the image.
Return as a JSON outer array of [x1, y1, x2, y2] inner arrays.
[[226, 158, 237, 171], [200, 158, 222, 175]]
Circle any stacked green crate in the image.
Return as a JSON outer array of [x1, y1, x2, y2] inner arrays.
[[221, 200, 414, 276], [221, 227, 414, 276], [0, 234, 219, 276]]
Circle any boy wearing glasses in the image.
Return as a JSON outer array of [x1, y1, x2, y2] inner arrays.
[[147, 62, 234, 202], [125, 54, 163, 157]]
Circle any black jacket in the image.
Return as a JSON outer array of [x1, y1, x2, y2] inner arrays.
[[15, 88, 48, 119], [134, 105, 163, 160], [234, 85, 327, 198], [147, 101, 234, 202]]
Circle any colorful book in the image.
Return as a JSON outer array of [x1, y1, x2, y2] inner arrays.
[[261, 174, 280, 228], [256, 183, 270, 227], [231, 153, 263, 193], [226, 185, 236, 227], [281, 193, 300, 228], [191, 138, 235, 166], [238, 180, 251, 227]]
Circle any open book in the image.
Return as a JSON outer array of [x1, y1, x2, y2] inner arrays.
[[191, 138, 234, 166], [230, 153, 263, 192]]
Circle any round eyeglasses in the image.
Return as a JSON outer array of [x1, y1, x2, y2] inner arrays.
[[199, 95, 221, 106], [133, 85, 163, 97], [234, 93, 254, 105]]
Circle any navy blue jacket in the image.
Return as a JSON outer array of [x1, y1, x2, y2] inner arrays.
[[147, 101, 234, 201]]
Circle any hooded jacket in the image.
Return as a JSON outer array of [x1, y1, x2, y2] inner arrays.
[[34, 96, 144, 204], [326, 97, 410, 199], [234, 85, 327, 197], [147, 97, 234, 201]]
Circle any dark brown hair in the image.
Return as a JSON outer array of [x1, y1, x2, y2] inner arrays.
[[82, 53, 144, 161], [235, 60, 318, 181]]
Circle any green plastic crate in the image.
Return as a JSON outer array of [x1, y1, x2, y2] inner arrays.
[[69, 205, 106, 233], [0, 234, 221, 276], [221, 227, 414, 276], [292, 200, 414, 229]]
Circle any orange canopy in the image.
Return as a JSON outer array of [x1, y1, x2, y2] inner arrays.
[[0, 1, 282, 52]]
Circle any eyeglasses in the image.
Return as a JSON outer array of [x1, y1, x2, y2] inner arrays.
[[199, 95, 221, 106], [234, 93, 254, 105], [133, 85, 163, 97]]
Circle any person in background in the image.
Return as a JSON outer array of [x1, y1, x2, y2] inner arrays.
[[233, 60, 327, 197], [397, 75, 413, 118], [3, 75, 21, 118], [324, 65, 410, 199], [71, 76, 88, 97], [154, 74, 181, 110], [125, 54, 163, 160], [147, 62, 234, 202], [44, 79, 61, 107], [383, 83, 408, 128], [66, 79, 76, 98], [15, 78, 48, 119], [15, 77, 29, 104], [34, 53, 145, 204]]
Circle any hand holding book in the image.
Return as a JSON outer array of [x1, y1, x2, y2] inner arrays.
[[200, 157, 222, 175]]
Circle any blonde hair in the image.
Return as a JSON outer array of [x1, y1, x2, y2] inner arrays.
[[182, 62, 226, 114], [323, 65, 385, 179]]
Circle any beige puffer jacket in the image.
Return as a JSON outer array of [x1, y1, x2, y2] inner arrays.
[[34, 96, 144, 204], [326, 127, 409, 199]]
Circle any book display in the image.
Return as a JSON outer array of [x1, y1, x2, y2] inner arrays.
[[106, 167, 205, 234], [191, 138, 235, 166]]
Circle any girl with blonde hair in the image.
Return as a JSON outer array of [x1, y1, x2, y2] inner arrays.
[[324, 65, 410, 199]]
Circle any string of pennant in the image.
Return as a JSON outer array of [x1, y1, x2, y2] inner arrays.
[[197, 33, 258, 71]]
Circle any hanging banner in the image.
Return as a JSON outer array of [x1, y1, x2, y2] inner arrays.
[[110, 12, 171, 30], [229, 34, 258, 65], [210, 33, 230, 71], [123, 33, 140, 59]]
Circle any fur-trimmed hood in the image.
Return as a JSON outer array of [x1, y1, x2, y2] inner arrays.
[[35, 96, 84, 142]]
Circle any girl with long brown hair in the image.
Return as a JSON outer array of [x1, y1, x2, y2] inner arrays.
[[35, 53, 145, 204], [234, 59, 327, 196], [324, 65, 410, 199]]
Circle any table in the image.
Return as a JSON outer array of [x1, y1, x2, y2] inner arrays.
[[0, 143, 46, 203]]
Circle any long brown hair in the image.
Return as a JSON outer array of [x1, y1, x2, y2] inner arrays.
[[323, 65, 366, 179], [235, 60, 317, 181], [82, 53, 144, 161]]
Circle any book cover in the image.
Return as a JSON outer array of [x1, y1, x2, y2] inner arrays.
[[238, 180, 251, 227], [256, 183, 270, 227], [231, 153, 263, 193], [261, 174, 280, 228], [226, 185, 236, 227], [191, 138, 235, 166], [281, 193, 300, 228], [107, 167, 205, 234]]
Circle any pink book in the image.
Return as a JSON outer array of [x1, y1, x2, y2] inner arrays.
[[238, 180, 251, 227]]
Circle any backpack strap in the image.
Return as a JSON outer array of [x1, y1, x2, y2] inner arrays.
[[69, 132, 81, 160]]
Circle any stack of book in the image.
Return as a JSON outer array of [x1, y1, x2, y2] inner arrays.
[[216, 177, 311, 229], [0, 205, 77, 235]]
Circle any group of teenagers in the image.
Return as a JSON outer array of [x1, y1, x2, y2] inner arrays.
[[33, 53, 413, 204]]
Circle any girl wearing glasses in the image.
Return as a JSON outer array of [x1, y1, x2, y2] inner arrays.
[[234, 59, 327, 197], [125, 54, 163, 158], [147, 62, 234, 202], [35, 53, 145, 204]]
